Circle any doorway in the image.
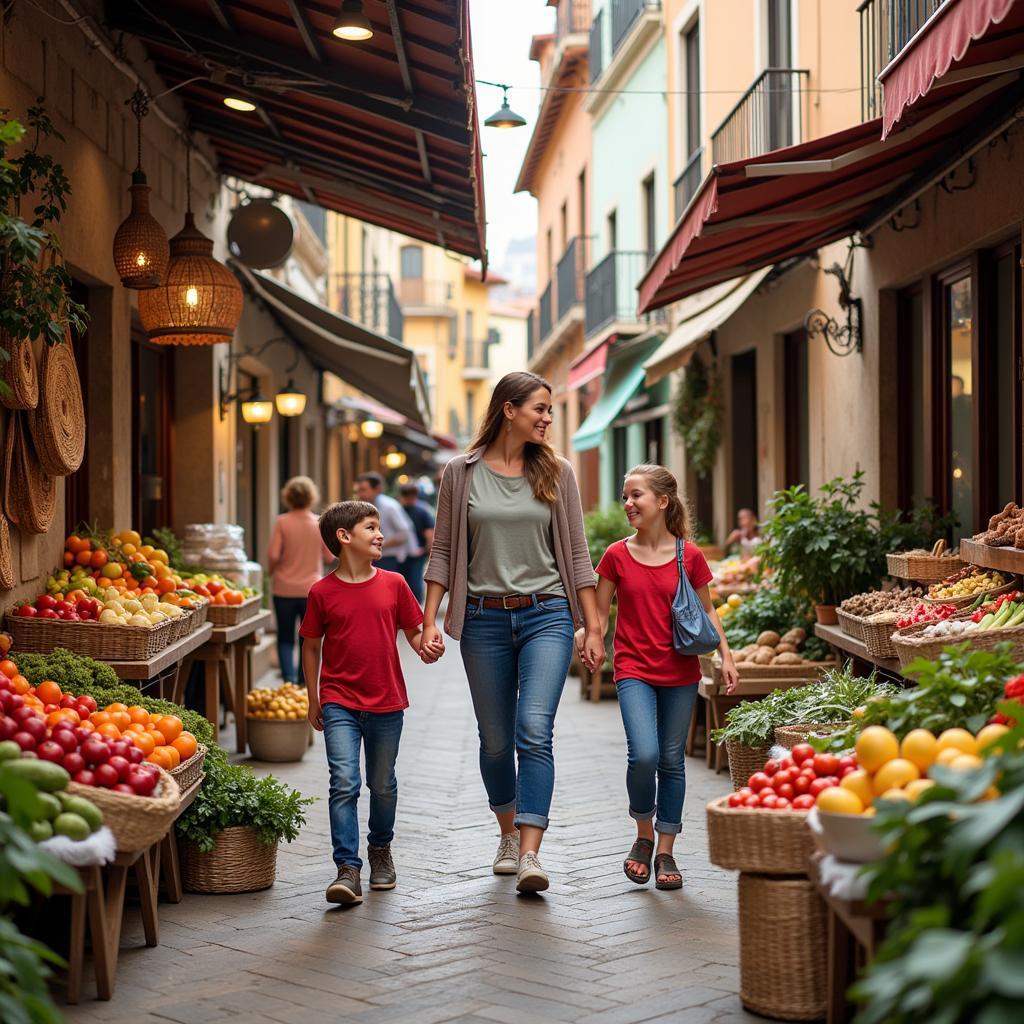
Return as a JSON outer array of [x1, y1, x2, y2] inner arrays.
[[730, 350, 759, 516]]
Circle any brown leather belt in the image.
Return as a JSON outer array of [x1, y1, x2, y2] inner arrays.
[[468, 593, 564, 610]]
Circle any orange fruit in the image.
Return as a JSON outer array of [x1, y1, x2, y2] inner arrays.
[[105, 702, 128, 714], [126, 722, 147, 735], [109, 711, 131, 732], [146, 728, 167, 746], [156, 715, 183, 743], [46, 708, 79, 728], [35, 680, 63, 705], [127, 706, 150, 725], [0, 659, 19, 679], [10, 675, 30, 695], [91, 711, 112, 725], [97, 722, 122, 739], [157, 578, 177, 594], [172, 733, 198, 760], [75, 549, 93, 567], [147, 747, 173, 769], [132, 732, 156, 755], [163, 745, 181, 768], [78, 720, 95, 734], [63, 551, 75, 567]]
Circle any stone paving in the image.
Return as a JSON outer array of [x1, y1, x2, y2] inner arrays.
[[63, 640, 762, 1024]]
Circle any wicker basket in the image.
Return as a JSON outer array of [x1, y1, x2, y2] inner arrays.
[[836, 607, 866, 641], [246, 719, 309, 762], [206, 595, 261, 627], [189, 600, 209, 629], [32, 336, 85, 476], [738, 873, 827, 1021], [0, 335, 39, 411], [924, 577, 1017, 608], [707, 796, 815, 874], [0, 513, 13, 590], [774, 722, 846, 748], [892, 617, 1024, 669], [180, 826, 278, 894], [887, 550, 965, 582], [5, 613, 175, 661], [726, 739, 773, 791], [4, 410, 56, 535], [167, 611, 191, 643], [732, 659, 838, 683], [66, 767, 180, 854], [862, 615, 902, 659], [169, 743, 207, 792]]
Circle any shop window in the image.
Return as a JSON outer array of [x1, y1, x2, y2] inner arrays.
[[730, 350, 759, 517], [783, 329, 809, 489], [642, 173, 656, 261], [400, 245, 422, 279], [896, 286, 927, 510], [944, 274, 974, 541], [131, 327, 174, 537], [644, 417, 663, 465]]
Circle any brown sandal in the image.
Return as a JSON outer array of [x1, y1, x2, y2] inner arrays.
[[654, 853, 682, 890], [623, 837, 654, 884]]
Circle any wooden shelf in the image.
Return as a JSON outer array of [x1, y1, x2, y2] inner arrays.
[[960, 538, 1024, 576], [814, 623, 906, 681]]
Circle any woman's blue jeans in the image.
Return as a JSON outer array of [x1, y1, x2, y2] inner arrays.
[[322, 703, 404, 869], [616, 679, 698, 834], [272, 596, 307, 685], [459, 596, 575, 830]]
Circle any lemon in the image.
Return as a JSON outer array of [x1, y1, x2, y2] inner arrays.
[[904, 779, 935, 800], [878, 788, 910, 802], [934, 747, 963, 767], [855, 726, 899, 772], [817, 787, 864, 815], [937, 728, 977, 756], [872, 758, 921, 796], [900, 729, 938, 771], [840, 769, 874, 808], [948, 753, 983, 771], [727, 594, 743, 609], [975, 723, 1010, 754]]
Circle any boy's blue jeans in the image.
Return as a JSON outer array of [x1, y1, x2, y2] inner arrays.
[[615, 678, 698, 834], [322, 703, 403, 869], [458, 596, 574, 830]]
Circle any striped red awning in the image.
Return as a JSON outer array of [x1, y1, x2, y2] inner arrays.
[[568, 339, 611, 391]]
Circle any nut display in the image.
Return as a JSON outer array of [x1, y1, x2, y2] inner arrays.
[[840, 586, 923, 618], [246, 684, 309, 720], [928, 567, 1007, 600], [974, 502, 1024, 547]]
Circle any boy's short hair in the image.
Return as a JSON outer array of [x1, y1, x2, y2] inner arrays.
[[319, 501, 379, 556], [356, 471, 384, 489]]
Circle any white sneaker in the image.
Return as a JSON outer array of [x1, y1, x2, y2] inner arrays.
[[516, 851, 549, 893], [492, 831, 520, 875]]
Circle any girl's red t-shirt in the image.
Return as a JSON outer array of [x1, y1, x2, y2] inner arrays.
[[596, 538, 714, 686], [299, 569, 423, 712]]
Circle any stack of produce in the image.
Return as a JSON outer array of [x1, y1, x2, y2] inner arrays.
[[14, 588, 186, 627], [895, 602, 959, 628], [714, 592, 744, 623], [727, 744, 852, 811], [722, 588, 832, 662], [839, 586, 924, 618], [246, 684, 309, 720], [973, 501, 1024, 547], [927, 566, 1008, 601], [731, 627, 814, 667], [245, 684, 310, 762]]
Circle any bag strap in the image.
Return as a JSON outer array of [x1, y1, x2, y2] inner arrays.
[[676, 537, 685, 580]]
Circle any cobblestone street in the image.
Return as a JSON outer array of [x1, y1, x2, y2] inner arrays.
[[65, 642, 758, 1024]]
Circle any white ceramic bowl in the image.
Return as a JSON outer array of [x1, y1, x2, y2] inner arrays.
[[808, 807, 886, 863]]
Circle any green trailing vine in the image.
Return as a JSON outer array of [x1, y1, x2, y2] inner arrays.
[[672, 352, 724, 478]]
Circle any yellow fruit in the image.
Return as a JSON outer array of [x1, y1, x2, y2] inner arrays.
[[840, 770, 874, 808], [949, 753, 983, 771], [872, 758, 921, 796], [900, 729, 938, 771], [862, 806, 877, 817], [976, 723, 1010, 754], [727, 594, 743, 609], [934, 747, 963, 767], [937, 728, 977, 756], [879, 788, 910, 802], [817, 787, 864, 815], [904, 779, 936, 800], [855, 726, 900, 772]]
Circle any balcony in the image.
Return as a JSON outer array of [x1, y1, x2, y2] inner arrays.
[[556, 236, 589, 322], [611, 0, 659, 55], [586, 2, 661, 113], [557, 0, 591, 44], [859, 0, 947, 121], [710, 68, 810, 166], [462, 339, 491, 381], [396, 277, 454, 312], [673, 147, 703, 221], [335, 273, 404, 342], [584, 250, 666, 340], [589, 10, 604, 82], [539, 281, 553, 347], [527, 308, 536, 361]]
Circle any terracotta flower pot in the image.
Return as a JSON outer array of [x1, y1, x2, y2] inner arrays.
[[814, 604, 839, 625]]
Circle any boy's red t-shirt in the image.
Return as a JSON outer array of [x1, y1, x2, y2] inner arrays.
[[596, 538, 714, 686], [299, 569, 423, 712]]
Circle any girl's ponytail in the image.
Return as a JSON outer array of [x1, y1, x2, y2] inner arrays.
[[627, 464, 692, 539]]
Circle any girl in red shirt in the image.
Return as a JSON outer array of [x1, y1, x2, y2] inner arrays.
[[582, 465, 738, 890]]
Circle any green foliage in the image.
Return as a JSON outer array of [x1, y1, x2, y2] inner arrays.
[[672, 353, 723, 478], [0, 103, 88, 349], [145, 527, 185, 572], [176, 756, 314, 853], [584, 505, 630, 566], [710, 665, 898, 747], [0, 917, 66, 1024], [850, 713, 1024, 1024], [876, 500, 959, 556], [819, 643, 1020, 752], [721, 586, 829, 660]]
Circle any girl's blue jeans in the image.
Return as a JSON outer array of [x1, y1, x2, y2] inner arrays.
[[459, 596, 575, 830], [272, 596, 307, 685], [615, 678, 698, 834]]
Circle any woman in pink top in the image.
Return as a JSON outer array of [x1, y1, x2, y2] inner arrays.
[[268, 476, 333, 685]]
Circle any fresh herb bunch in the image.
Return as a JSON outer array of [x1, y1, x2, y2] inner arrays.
[[176, 757, 314, 853], [710, 666, 898, 747], [583, 505, 630, 566], [818, 643, 1021, 753], [672, 353, 724, 478], [850, 711, 1024, 1024]]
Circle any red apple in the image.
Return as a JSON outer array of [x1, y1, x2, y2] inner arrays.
[[14, 604, 37, 617], [126, 746, 144, 765], [108, 755, 131, 782], [13, 731, 36, 751], [72, 769, 96, 787], [52, 729, 79, 753], [13, 706, 38, 724], [128, 770, 157, 796], [0, 716, 16, 740], [81, 737, 110, 765], [37, 609, 58, 620], [77, 695, 97, 714], [62, 752, 85, 775], [93, 763, 119, 788], [22, 717, 46, 742], [112, 783, 136, 794], [35, 595, 57, 610], [36, 740, 65, 764], [109, 739, 131, 759], [53, 601, 72, 616]]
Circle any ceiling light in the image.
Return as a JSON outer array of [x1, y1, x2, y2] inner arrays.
[[484, 86, 527, 129], [223, 96, 257, 112], [333, 0, 373, 41]]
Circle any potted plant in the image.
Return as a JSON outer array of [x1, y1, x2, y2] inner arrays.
[[176, 755, 313, 893]]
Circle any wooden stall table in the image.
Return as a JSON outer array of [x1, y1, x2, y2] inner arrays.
[[814, 623, 906, 683], [808, 854, 890, 1024], [171, 610, 273, 749], [102, 622, 215, 696], [159, 774, 203, 904]]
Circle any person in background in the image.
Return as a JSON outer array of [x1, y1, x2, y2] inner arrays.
[[267, 476, 333, 686], [354, 472, 418, 574], [725, 508, 762, 559], [398, 482, 435, 603]]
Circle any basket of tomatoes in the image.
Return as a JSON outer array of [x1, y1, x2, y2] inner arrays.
[[185, 577, 259, 626]]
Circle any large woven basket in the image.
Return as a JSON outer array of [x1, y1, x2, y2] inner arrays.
[[738, 873, 827, 1021], [836, 607, 866, 641], [31, 336, 85, 476], [707, 797, 815, 874], [892, 618, 1024, 669], [0, 335, 39, 411], [206, 594, 261, 627], [66, 767, 180, 854], [924, 577, 1017, 608], [169, 743, 207, 792], [6, 613, 175, 661], [774, 722, 846, 748], [726, 739, 773, 791], [732, 659, 838, 683], [189, 600, 209, 630], [887, 550, 965, 582], [4, 411, 56, 535], [0, 513, 13, 590], [180, 826, 278, 893], [862, 615, 902, 659]]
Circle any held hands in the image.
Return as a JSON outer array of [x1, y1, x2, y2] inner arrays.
[[721, 652, 739, 695], [576, 626, 604, 673], [419, 624, 446, 664]]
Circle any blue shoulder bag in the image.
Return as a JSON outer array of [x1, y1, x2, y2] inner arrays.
[[671, 538, 721, 656]]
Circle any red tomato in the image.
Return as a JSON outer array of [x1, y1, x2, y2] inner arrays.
[[743, 795, 760, 808], [14, 604, 37, 617], [793, 775, 812, 795], [774, 797, 792, 810], [800, 766, 817, 780], [748, 772, 771, 793], [772, 769, 794, 788], [78, 695, 97, 713], [791, 743, 816, 765], [813, 753, 840, 777], [775, 783, 795, 800], [759, 793, 778, 809], [838, 755, 857, 772], [728, 792, 745, 807], [839, 765, 857, 779], [809, 778, 834, 797], [762, 759, 779, 777], [792, 794, 816, 810], [779, 756, 795, 771]]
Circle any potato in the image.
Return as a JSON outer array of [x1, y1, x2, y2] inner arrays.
[[774, 642, 798, 655], [756, 630, 781, 648], [772, 652, 803, 665], [753, 649, 775, 665], [781, 628, 806, 646]]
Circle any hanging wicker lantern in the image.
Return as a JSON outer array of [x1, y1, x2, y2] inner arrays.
[[112, 89, 169, 289], [138, 143, 242, 346]]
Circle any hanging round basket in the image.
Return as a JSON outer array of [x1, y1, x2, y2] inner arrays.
[[31, 335, 85, 476], [0, 513, 13, 590], [4, 411, 56, 535], [0, 334, 40, 411]]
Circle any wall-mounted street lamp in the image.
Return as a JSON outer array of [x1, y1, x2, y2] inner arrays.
[[803, 243, 866, 358], [360, 419, 384, 439], [240, 393, 274, 425], [219, 336, 308, 423]]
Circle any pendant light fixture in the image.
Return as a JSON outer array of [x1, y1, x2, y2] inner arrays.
[[333, 0, 373, 41], [484, 85, 527, 130], [241, 391, 275, 425], [139, 140, 243, 346], [112, 88, 170, 289], [360, 418, 384, 439], [275, 379, 307, 417]]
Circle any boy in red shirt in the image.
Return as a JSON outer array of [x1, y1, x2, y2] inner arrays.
[[301, 501, 444, 905]]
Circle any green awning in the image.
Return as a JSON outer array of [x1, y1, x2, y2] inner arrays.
[[572, 338, 660, 452]]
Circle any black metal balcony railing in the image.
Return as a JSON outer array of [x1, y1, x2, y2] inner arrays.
[[673, 147, 703, 221], [611, 0, 660, 55], [584, 250, 666, 338], [710, 68, 809, 166], [557, 0, 591, 42], [539, 281, 553, 344], [527, 308, 536, 361], [556, 236, 590, 322], [589, 9, 604, 82], [396, 278, 454, 310], [859, 0, 947, 121], [336, 273, 404, 342], [464, 339, 491, 370]]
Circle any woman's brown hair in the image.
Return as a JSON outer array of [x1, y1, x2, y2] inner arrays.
[[470, 371, 562, 504], [626, 464, 692, 539]]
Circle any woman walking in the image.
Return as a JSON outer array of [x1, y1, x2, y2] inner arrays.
[[422, 372, 603, 893], [582, 465, 738, 889], [267, 476, 333, 686]]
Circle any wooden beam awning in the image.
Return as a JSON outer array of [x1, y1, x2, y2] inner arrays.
[[108, 0, 486, 264]]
